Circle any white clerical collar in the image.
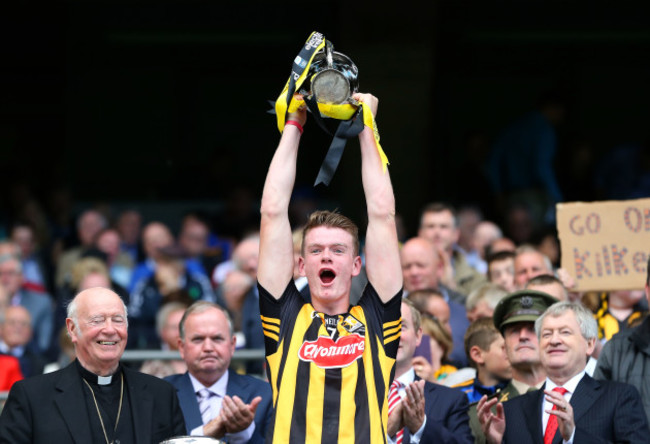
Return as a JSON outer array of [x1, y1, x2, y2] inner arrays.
[[98, 375, 113, 385], [189, 370, 229, 398], [76, 360, 119, 385]]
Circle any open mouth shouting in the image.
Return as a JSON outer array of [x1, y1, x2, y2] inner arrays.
[[319, 268, 336, 285]]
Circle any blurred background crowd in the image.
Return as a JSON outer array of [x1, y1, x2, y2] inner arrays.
[[1, 0, 649, 413]]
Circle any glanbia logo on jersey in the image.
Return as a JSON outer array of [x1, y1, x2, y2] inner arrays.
[[298, 334, 365, 368]]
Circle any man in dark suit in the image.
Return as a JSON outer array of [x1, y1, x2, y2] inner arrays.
[[467, 289, 558, 444], [0, 286, 186, 443], [0, 305, 47, 377], [165, 301, 272, 443], [0, 252, 53, 353], [478, 301, 649, 443], [387, 299, 473, 443]]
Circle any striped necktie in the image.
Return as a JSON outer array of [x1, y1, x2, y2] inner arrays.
[[544, 387, 568, 444], [197, 388, 215, 425], [388, 379, 404, 444]]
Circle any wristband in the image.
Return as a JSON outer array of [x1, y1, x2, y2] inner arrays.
[[285, 120, 303, 135]]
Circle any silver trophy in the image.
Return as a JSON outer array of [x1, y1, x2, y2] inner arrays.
[[301, 41, 359, 105]]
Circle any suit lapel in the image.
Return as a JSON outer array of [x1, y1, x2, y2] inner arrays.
[[54, 364, 93, 444], [548, 375, 599, 444], [177, 373, 204, 431], [226, 372, 250, 400], [568, 375, 600, 425], [521, 387, 545, 444], [125, 367, 154, 444]]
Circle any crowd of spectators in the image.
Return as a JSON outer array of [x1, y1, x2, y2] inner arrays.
[[1, 96, 650, 440], [0, 188, 646, 376]]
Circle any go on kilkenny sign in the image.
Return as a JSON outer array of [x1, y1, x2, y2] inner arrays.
[[557, 198, 650, 291]]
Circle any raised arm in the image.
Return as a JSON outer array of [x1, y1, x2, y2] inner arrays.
[[258, 106, 306, 298], [357, 93, 403, 303]]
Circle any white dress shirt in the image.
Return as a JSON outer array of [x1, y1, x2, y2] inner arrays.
[[188, 371, 255, 443], [542, 371, 585, 444], [387, 368, 427, 444]]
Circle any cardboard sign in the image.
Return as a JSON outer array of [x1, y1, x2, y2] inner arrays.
[[557, 198, 650, 292]]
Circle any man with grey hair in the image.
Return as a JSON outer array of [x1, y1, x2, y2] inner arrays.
[[513, 245, 554, 290], [0, 287, 185, 443], [0, 251, 53, 353], [465, 283, 507, 323], [157, 301, 188, 350], [165, 301, 272, 443], [0, 305, 47, 377], [139, 301, 189, 377], [478, 301, 649, 443]]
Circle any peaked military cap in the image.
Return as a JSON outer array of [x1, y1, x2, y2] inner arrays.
[[493, 289, 559, 333]]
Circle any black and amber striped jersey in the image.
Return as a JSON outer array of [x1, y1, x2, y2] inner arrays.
[[258, 280, 402, 444], [594, 292, 644, 341]]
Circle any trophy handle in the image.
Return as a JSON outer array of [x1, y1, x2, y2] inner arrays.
[[325, 41, 334, 69]]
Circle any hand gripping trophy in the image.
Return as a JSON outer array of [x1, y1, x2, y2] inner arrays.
[[274, 31, 388, 186]]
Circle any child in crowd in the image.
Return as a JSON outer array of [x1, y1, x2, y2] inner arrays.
[[486, 251, 516, 292], [453, 318, 512, 402]]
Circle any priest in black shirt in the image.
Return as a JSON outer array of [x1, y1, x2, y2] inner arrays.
[[0, 286, 186, 443]]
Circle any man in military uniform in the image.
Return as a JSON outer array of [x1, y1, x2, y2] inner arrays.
[[467, 290, 557, 443]]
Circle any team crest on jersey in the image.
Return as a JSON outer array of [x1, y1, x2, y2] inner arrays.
[[341, 314, 365, 335], [298, 334, 365, 368]]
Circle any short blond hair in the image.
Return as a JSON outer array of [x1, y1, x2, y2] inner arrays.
[[70, 257, 109, 290], [466, 283, 507, 312], [302, 210, 359, 256]]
